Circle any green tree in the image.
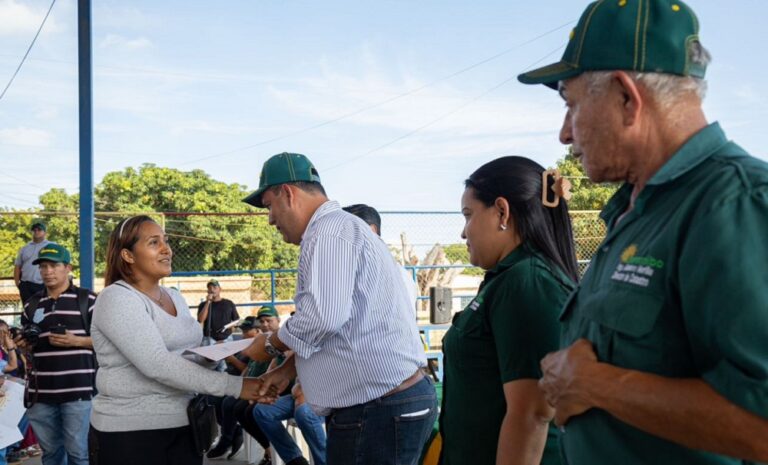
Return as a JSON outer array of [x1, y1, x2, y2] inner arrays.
[[443, 243, 482, 276], [556, 149, 618, 265], [556, 149, 619, 210], [0, 165, 299, 299]]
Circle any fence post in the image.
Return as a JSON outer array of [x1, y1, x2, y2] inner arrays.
[[270, 270, 276, 305]]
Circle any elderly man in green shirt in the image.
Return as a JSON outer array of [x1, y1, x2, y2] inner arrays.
[[518, 1, 768, 464]]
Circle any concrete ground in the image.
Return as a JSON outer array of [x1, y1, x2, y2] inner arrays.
[[14, 444, 258, 465]]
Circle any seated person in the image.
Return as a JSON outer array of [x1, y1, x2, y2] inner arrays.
[[207, 316, 261, 460], [251, 381, 326, 465], [209, 307, 285, 463]]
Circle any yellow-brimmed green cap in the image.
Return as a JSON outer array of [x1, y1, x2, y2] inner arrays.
[[243, 152, 322, 208], [33, 243, 71, 265], [518, 0, 706, 89], [256, 305, 279, 318]]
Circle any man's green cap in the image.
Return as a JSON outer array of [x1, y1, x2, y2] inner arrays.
[[256, 305, 279, 318], [243, 152, 322, 208], [518, 0, 706, 89], [30, 221, 46, 232], [32, 243, 71, 265], [207, 279, 220, 288]]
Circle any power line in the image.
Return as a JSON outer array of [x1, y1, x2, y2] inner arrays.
[[0, 0, 57, 102], [177, 19, 576, 167], [324, 43, 567, 172]]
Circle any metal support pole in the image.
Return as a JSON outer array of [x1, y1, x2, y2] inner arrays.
[[270, 271, 276, 304], [78, 0, 94, 289]]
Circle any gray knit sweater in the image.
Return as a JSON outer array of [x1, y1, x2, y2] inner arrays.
[[90, 281, 243, 432]]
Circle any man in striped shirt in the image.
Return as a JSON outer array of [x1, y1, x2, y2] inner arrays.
[[15, 243, 96, 465], [243, 152, 437, 465]]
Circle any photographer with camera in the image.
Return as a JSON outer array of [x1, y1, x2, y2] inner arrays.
[[14, 243, 97, 465]]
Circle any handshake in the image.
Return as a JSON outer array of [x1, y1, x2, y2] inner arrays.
[[238, 366, 292, 403]]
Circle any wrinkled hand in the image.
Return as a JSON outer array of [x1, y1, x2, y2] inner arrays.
[[239, 377, 266, 401], [257, 366, 291, 404], [49, 330, 83, 348], [242, 333, 271, 362], [539, 338, 599, 426]]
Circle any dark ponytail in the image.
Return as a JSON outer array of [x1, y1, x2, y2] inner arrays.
[[465, 156, 579, 282]]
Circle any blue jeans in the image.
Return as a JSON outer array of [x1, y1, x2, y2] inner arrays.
[[252, 395, 327, 465], [327, 376, 437, 465], [26, 399, 91, 465]]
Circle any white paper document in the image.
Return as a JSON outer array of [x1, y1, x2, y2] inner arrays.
[[0, 378, 27, 449], [183, 337, 253, 361], [220, 319, 241, 332]]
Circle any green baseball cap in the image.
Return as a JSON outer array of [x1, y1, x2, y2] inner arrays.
[[30, 220, 46, 232], [207, 279, 220, 288], [32, 243, 71, 265], [518, 0, 706, 89], [243, 152, 322, 208], [256, 305, 279, 318]]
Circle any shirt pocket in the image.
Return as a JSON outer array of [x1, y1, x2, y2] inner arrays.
[[580, 288, 666, 371], [450, 309, 497, 369]]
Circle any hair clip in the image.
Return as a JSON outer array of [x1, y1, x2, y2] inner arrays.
[[542, 169, 572, 208]]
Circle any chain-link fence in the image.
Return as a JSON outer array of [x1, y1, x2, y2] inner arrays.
[[0, 210, 606, 319]]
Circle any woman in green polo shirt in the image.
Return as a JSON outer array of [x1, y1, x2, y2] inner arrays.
[[439, 156, 578, 465]]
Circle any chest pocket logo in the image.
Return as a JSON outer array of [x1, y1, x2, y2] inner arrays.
[[611, 244, 664, 288]]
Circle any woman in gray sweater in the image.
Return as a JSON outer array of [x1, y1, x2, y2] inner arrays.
[[90, 215, 263, 465]]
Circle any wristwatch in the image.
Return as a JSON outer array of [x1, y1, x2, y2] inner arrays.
[[263, 332, 284, 358]]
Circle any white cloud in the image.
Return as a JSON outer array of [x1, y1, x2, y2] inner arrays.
[[0, 127, 53, 147], [98, 34, 153, 51], [265, 66, 564, 140], [0, 0, 62, 37]]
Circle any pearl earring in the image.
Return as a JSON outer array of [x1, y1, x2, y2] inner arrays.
[[500, 224, 507, 231]]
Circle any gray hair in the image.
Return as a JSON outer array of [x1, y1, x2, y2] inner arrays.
[[580, 40, 712, 106]]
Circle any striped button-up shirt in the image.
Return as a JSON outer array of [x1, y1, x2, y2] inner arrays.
[[278, 201, 427, 411]]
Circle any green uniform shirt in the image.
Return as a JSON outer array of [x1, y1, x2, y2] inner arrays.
[[559, 123, 768, 465], [440, 245, 573, 465]]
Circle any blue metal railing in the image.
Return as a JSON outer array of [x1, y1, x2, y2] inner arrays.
[[171, 264, 481, 308], [172, 259, 591, 308]]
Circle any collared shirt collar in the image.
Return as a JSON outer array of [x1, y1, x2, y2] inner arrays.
[[483, 245, 532, 283], [43, 283, 77, 299], [600, 122, 729, 225], [301, 200, 340, 242], [646, 122, 729, 186]]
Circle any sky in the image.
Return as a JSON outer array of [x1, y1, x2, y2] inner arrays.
[[1, 0, 766, 213]]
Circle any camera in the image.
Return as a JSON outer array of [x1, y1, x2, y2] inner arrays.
[[17, 323, 42, 345]]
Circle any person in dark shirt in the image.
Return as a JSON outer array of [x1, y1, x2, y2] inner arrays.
[[15, 243, 96, 465], [197, 279, 240, 343]]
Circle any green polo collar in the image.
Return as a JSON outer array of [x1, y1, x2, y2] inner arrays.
[[600, 122, 730, 226], [483, 244, 533, 282], [646, 122, 729, 186]]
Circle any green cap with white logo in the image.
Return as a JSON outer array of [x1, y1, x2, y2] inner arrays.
[[243, 152, 322, 208], [518, 0, 706, 89], [33, 243, 71, 265]]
